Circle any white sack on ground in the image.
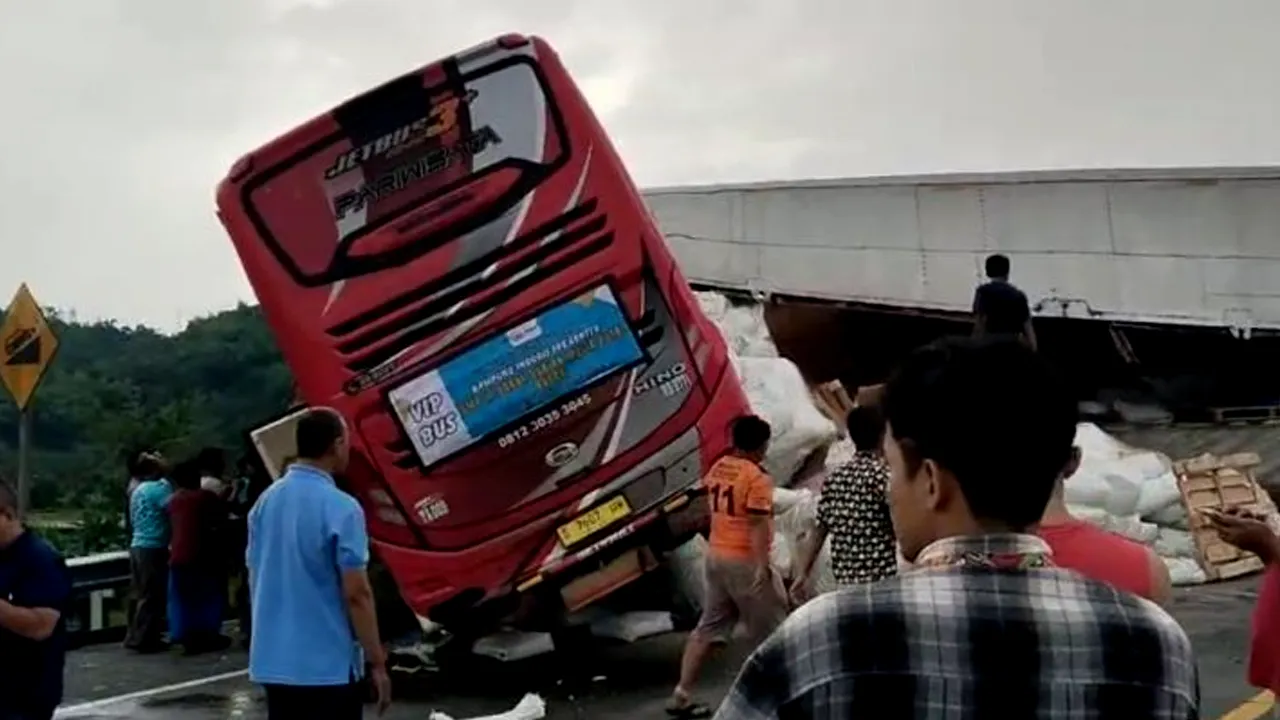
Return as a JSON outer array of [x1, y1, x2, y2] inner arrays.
[[693, 294, 1211, 587], [775, 424, 1215, 590], [428, 693, 547, 720], [1069, 424, 1183, 523], [1066, 423, 1208, 585], [1165, 558, 1208, 586]]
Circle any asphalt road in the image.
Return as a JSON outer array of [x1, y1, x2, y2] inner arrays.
[[58, 577, 1268, 720]]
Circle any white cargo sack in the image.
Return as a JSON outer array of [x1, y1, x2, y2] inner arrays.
[[696, 293, 778, 358], [771, 487, 837, 592], [1165, 557, 1208, 586], [737, 357, 839, 485], [589, 611, 674, 642], [697, 292, 837, 485], [669, 536, 708, 614], [1065, 423, 1207, 584], [429, 693, 547, 720], [471, 631, 554, 662], [1135, 471, 1183, 520]]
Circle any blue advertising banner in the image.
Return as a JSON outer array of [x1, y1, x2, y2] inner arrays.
[[388, 284, 644, 468]]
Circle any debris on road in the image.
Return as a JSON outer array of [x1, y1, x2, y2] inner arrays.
[[696, 289, 1280, 591], [428, 692, 547, 720]]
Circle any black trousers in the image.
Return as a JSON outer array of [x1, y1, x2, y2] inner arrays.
[[0, 709, 54, 720], [263, 683, 363, 720], [0, 702, 55, 720], [234, 563, 251, 647], [123, 547, 169, 649]]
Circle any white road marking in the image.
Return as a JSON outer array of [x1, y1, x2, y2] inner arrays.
[[54, 669, 249, 717]]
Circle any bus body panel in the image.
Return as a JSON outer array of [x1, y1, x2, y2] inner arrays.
[[216, 35, 747, 624]]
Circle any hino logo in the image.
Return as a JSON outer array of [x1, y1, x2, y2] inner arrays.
[[545, 442, 580, 468], [323, 89, 479, 180]]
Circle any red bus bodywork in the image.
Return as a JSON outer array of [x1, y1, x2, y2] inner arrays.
[[216, 34, 748, 628]]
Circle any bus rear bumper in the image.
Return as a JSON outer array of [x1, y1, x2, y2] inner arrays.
[[374, 448, 709, 626], [376, 367, 748, 634]]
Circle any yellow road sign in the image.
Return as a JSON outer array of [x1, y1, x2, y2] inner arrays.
[[0, 284, 59, 410]]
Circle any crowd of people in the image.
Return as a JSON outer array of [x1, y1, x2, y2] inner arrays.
[[122, 447, 266, 656], [2, 257, 1280, 719], [664, 334, 1280, 719]]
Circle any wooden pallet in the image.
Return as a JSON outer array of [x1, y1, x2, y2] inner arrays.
[[1175, 451, 1278, 581]]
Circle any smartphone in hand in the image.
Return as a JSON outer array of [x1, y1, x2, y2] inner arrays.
[[1198, 506, 1222, 519]]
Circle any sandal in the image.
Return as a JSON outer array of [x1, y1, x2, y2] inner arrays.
[[665, 701, 713, 719]]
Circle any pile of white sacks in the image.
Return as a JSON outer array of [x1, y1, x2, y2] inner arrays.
[[679, 293, 1209, 602]]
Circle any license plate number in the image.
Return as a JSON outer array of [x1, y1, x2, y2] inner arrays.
[[557, 496, 632, 546]]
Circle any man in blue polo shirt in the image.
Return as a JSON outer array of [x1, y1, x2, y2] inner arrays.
[[247, 407, 391, 719], [0, 478, 71, 720]]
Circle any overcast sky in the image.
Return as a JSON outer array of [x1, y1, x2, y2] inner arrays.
[[2, 0, 1278, 329]]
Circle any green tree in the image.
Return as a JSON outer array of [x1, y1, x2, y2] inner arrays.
[[0, 303, 293, 554]]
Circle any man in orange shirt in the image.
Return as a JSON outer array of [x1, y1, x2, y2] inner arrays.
[[667, 415, 786, 719]]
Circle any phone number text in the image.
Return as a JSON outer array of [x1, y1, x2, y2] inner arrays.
[[497, 394, 592, 448]]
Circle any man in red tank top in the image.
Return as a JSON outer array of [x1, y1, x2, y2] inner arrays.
[[1038, 446, 1173, 605]]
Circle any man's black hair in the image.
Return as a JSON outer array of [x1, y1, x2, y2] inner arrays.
[[882, 335, 1076, 531], [0, 477, 16, 515], [171, 458, 202, 491], [126, 447, 163, 479], [845, 405, 886, 452], [137, 453, 164, 479], [730, 415, 772, 454], [295, 408, 345, 461], [985, 253, 1011, 279], [196, 446, 226, 477], [236, 452, 257, 475], [124, 446, 147, 476]]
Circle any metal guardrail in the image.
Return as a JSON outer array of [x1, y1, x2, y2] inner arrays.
[[65, 550, 132, 647]]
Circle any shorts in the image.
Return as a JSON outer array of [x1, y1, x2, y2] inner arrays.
[[693, 554, 787, 645]]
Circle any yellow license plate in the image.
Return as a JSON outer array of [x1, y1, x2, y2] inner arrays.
[[557, 496, 632, 546]]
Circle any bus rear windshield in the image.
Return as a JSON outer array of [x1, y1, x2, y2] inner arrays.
[[387, 284, 646, 470], [245, 56, 568, 286]]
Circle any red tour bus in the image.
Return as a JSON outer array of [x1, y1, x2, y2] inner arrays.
[[216, 34, 748, 630]]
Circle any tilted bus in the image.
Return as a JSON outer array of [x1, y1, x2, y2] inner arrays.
[[216, 34, 749, 632]]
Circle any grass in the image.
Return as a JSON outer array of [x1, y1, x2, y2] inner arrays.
[[29, 509, 85, 530]]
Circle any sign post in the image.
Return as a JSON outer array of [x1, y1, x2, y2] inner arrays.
[[0, 284, 59, 514]]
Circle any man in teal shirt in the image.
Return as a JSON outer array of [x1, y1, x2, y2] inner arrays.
[[124, 464, 173, 653]]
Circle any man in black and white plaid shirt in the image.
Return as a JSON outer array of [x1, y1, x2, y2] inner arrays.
[[716, 337, 1198, 719]]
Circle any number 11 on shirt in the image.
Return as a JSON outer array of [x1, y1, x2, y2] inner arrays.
[[709, 484, 736, 516]]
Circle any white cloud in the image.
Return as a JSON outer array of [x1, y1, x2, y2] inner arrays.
[[1, 0, 1277, 327]]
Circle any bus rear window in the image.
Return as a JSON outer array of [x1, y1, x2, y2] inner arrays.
[[244, 56, 569, 286], [387, 284, 646, 469]]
